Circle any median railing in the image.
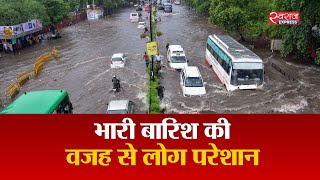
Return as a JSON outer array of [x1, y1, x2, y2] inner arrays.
[[2, 47, 61, 102]]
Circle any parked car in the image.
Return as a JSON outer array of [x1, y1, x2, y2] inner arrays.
[[137, 21, 146, 29], [180, 66, 206, 97], [111, 53, 126, 68], [106, 100, 135, 114]]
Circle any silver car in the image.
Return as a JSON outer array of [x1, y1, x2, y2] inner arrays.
[[106, 100, 135, 114]]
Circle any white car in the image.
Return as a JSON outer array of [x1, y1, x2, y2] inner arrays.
[[167, 45, 188, 70], [111, 53, 126, 68], [180, 66, 206, 97], [137, 22, 146, 29], [130, 13, 139, 22], [106, 100, 135, 114]]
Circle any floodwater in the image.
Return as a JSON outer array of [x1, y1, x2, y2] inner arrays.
[[1, 4, 320, 113]]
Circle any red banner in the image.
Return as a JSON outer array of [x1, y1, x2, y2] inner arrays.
[[0, 115, 319, 179]]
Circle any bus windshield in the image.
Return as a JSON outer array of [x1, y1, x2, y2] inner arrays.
[[231, 68, 264, 86], [185, 77, 204, 87], [171, 56, 186, 63]]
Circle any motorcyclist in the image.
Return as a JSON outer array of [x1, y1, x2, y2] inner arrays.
[[112, 75, 120, 91]]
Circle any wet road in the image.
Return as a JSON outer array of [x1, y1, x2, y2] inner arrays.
[[1, 4, 320, 113]]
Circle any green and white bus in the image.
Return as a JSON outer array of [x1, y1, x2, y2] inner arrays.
[[0, 90, 73, 114]]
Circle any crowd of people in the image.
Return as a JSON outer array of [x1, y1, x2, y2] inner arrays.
[[0, 33, 44, 56]]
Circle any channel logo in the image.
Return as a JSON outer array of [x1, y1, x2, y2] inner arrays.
[[268, 12, 300, 25]]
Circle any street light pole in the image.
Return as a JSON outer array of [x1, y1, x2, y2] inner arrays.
[[149, 2, 153, 42], [149, 1, 155, 81]]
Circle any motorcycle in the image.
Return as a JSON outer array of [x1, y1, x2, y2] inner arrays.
[[112, 79, 121, 92]]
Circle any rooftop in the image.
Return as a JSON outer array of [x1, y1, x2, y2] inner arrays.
[[112, 53, 124, 58], [108, 100, 130, 110], [211, 35, 262, 63], [169, 45, 183, 51], [184, 66, 201, 77], [0, 90, 68, 114]]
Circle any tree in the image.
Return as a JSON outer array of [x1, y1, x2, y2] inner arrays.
[[0, 0, 49, 25], [40, 0, 71, 24], [209, 0, 249, 41], [272, 0, 320, 59], [0, 1, 21, 25]]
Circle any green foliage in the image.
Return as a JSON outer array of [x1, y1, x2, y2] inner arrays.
[[185, 0, 211, 14], [41, 0, 71, 24], [244, 0, 272, 38], [0, 0, 49, 25], [274, 0, 320, 59], [209, 2, 248, 33], [0, 0, 126, 26], [146, 4, 161, 114], [147, 59, 161, 114]]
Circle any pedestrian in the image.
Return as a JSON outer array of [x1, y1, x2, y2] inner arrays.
[[38, 34, 42, 44], [11, 43, 16, 55], [144, 27, 149, 33], [156, 53, 163, 66], [166, 43, 169, 51], [159, 17, 161, 21], [143, 52, 149, 68], [156, 63, 162, 78], [8, 43, 14, 54], [156, 82, 165, 100], [3, 42, 8, 53]]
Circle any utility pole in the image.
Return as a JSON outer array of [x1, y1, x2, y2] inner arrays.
[[149, 1, 155, 81]]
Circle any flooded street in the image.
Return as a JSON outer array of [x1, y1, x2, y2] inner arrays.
[[1, 4, 320, 113]]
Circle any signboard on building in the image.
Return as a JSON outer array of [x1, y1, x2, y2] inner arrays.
[[87, 8, 104, 20], [0, 19, 42, 40], [87, 10, 100, 20]]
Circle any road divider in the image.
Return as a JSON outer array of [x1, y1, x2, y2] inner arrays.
[[41, 53, 52, 62], [5, 82, 20, 100], [52, 47, 59, 59], [2, 49, 61, 103], [16, 71, 30, 86], [33, 62, 44, 78]]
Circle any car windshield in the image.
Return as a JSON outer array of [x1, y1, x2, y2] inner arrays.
[[112, 57, 123, 61], [185, 77, 204, 87], [107, 109, 128, 114], [171, 56, 186, 63]]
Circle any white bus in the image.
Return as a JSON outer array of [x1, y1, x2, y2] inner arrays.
[[205, 34, 264, 91]]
